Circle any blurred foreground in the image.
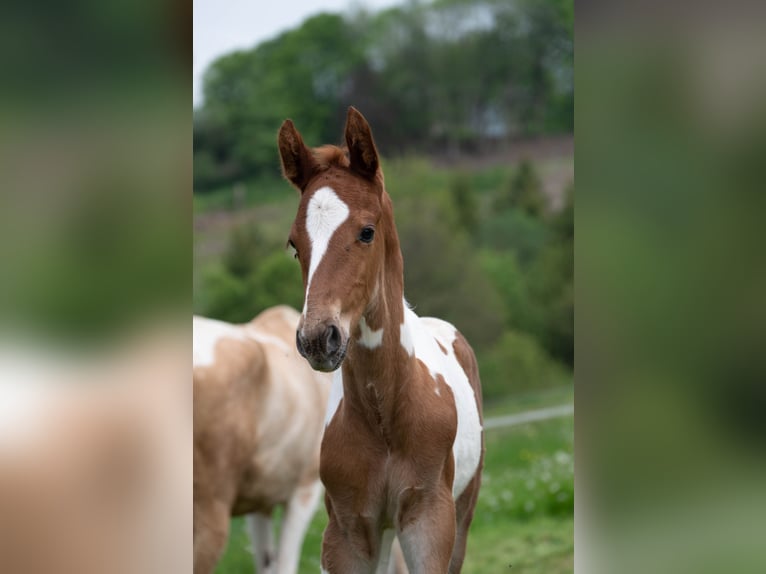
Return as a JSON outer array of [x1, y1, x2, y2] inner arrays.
[[0, 0, 190, 572], [577, 3, 766, 573], [0, 327, 190, 574]]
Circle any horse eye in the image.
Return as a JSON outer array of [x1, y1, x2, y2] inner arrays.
[[287, 239, 299, 259], [359, 227, 375, 244]]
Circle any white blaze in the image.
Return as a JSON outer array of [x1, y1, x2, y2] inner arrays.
[[303, 186, 349, 317]]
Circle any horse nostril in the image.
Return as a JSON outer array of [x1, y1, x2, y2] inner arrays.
[[296, 330, 307, 357], [325, 324, 341, 355]]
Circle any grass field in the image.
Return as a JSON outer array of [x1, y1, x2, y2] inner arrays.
[[214, 389, 574, 574]]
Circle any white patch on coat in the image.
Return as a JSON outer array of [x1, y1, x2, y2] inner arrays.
[[399, 310, 414, 357], [193, 315, 247, 367], [193, 316, 291, 367], [303, 186, 349, 316], [401, 306, 483, 498], [0, 374, 51, 450], [358, 316, 384, 349], [324, 368, 344, 427]]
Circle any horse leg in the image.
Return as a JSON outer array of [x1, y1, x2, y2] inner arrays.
[[246, 513, 276, 574], [387, 537, 409, 574], [321, 502, 382, 574], [396, 487, 456, 574], [448, 470, 481, 574], [276, 480, 323, 574], [193, 500, 230, 574], [373, 529, 396, 574]]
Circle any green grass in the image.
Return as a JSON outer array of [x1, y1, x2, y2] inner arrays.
[[214, 393, 574, 574]]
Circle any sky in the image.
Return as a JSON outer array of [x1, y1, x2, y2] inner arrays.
[[193, 0, 403, 106]]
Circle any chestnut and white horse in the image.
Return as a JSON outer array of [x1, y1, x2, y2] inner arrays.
[[278, 108, 484, 573], [193, 306, 330, 574]]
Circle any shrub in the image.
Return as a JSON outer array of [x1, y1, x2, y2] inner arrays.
[[478, 209, 549, 266], [494, 160, 546, 217], [245, 251, 304, 315], [398, 213, 505, 350], [479, 330, 568, 400], [198, 266, 250, 323], [448, 174, 478, 236]]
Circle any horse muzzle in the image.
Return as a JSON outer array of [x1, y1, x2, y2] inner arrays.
[[296, 321, 348, 372]]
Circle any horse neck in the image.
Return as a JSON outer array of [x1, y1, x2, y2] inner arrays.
[[342, 199, 417, 428]]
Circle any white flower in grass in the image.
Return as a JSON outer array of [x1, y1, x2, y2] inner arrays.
[[524, 501, 535, 513], [501, 490, 513, 501], [540, 471, 552, 483], [549, 482, 560, 494], [525, 479, 536, 490], [555, 451, 571, 465]]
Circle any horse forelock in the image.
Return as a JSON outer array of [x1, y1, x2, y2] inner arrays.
[[312, 145, 350, 170], [311, 145, 385, 188]]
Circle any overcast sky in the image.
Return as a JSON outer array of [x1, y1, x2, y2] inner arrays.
[[193, 0, 403, 106]]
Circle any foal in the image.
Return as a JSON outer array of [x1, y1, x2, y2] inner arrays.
[[278, 107, 484, 573]]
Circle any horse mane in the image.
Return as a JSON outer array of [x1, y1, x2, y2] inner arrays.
[[312, 145, 350, 170]]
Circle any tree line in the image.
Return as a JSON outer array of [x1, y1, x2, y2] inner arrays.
[[194, 0, 573, 191]]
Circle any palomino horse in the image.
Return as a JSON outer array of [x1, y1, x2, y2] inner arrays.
[[278, 108, 484, 573], [193, 306, 330, 574]]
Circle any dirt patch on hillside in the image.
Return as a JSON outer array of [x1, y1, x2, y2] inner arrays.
[[431, 134, 574, 211], [430, 134, 573, 171]]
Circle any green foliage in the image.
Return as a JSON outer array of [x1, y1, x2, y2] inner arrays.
[[195, 13, 366, 189], [479, 209, 549, 266], [223, 226, 268, 279], [524, 183, 573, 365], [396, 195, 505, 349], [449, 174, 479, 235], [198, 266, 250, 323], [496, 160, 546, 217], [198, 228, 304, 323], [247, 252, 305, 316], [480, 171, 574, 367], [194, 0, 573, 190], [479, 250, 540, 334], [479, 330, 568, 399]]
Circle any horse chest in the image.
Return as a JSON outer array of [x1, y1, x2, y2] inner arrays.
[[320, 393, 456, 515]]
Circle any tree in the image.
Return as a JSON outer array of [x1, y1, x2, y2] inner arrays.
[[495, 160, 546, 217], [449, 174, 479, 235]]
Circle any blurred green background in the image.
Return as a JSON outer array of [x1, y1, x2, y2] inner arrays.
[[194, 0, 573, 572]]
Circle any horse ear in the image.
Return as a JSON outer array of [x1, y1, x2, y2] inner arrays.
[[278, 119, 317, 192], [345, 107, 379, 180]]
